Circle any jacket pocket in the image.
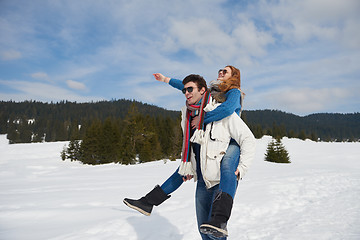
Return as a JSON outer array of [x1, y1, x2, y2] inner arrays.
[[203, 140, 228, 181]]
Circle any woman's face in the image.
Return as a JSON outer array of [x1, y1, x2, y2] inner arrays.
[[217, 66, 232, 81]]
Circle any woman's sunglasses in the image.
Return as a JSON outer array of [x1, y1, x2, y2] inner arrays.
[[218, 69, 228, 75], [182, 86, 194, 94]]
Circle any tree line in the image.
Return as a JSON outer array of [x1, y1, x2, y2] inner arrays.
[[1, 101, 359, 144], [241, 110, 360, 142], [60, 103, 182, 165], [0, 99, 179, 144], [1, 100, 359, 164]]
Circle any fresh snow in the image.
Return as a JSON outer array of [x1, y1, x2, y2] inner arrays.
[[0, 134, 359, 240]]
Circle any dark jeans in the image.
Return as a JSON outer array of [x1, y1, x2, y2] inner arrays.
[[196, 178, 227, 240], [160, 140, 240, 239]]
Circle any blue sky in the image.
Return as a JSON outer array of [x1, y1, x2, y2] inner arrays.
[[0, 0, 359, 116]]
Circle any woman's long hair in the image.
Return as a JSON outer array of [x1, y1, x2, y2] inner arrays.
[[218, 65, 241, 92], [218, 65, 245, 114]]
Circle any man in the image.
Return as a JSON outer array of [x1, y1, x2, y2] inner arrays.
[[181, 75, 256, 240]]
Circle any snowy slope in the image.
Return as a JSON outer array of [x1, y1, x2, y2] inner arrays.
[[0, 135, 359, 240]]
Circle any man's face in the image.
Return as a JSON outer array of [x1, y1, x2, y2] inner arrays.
[[183, 81, 205, 105]]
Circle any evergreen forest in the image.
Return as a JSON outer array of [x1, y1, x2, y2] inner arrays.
[[1, 100, 359, 164]]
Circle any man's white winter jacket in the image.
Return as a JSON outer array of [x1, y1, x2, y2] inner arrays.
[[180, 97, 256, 189]]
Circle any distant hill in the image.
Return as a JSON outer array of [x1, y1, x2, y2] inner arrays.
[[0, 100, 180, 143], [0, 100, 359, 143], [242, 110, 360, 141]]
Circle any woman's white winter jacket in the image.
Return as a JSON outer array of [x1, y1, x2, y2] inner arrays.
[[180, 97, 256, 189]]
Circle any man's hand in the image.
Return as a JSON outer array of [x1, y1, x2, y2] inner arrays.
[[153, 73, 170, 83], [235, 168, 240, 178]]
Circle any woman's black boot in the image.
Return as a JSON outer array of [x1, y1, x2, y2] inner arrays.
[[200, 191, 233, 238], [123, 185, 170, 216]]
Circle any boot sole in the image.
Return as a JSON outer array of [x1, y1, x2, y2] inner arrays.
[[123, 199, 151, 216], [200, 224, 228, 238]]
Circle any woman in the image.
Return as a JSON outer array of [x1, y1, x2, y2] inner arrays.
[[155, 66, 244, 239], [124, 66, 245, 239]]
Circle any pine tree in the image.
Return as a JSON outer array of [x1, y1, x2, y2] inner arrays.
[[7, 119, 19, 144], [271, 122, 286, 139], [100, 117, 121, 163], [66, 140, 82, 161], [310, 132, 318, 142], [250, 124, 264, 139], [68, 119, 81, 140], [156, 116, 172, 156], [298, 130, 307, 140], [169, 116, 182, 161], [265, 137, 290, 163], [61, 145, 67, 161], [54, 120, 68, 141], [139, 137, 153, 163], [120, 104, 143, 164], [19, 120, 32, 143], [288, 129, 296, 138], [0, 112, 7, 134], [79, 119, 103, 164]]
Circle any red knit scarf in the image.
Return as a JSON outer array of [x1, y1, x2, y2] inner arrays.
[[181, 91, 211, 164]]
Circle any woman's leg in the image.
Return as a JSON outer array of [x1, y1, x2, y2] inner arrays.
[[123, 168, 183, 216], [219, 139, 240, 199], [196, 181, 227, 240], [195, 141, 227, 239], [160, 167, 184, 195], [199, 140, 239, 238]]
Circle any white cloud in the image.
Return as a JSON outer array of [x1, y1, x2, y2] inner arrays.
[[341, 18, 360, 49], [166, 17, 274, 66], [277, 88, 348, 112], [66, 80, 86, 91], [0, 79, 101, 102], [232, 18, 275, 57], [64, 65, 104, 80], [1, 50, 22, 60], [247, 87, 353, 115], [255, 0, 360, 48], [31, 72, 50, 81]]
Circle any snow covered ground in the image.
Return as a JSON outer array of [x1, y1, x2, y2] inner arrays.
[[0, 134, 359, 240]]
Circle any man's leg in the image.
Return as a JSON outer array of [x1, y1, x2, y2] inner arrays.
[[196, 179, 213, 240], [200, 140, 240, 238]]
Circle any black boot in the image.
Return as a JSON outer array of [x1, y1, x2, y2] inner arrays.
[[200, 191, 233, 238], [123, 185, 170, 216]]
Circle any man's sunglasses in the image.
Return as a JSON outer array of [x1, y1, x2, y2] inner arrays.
[[182, 86, 194, 94], [218, 69, 228, 75]]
